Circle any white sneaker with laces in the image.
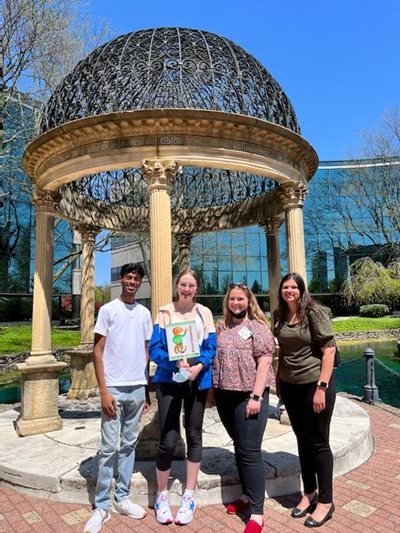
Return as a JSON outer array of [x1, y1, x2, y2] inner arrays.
[[175, 495, 196, 525], [83, 508, 110, 533], [112, 497, 147, 519], [155, 492, 174, 524]]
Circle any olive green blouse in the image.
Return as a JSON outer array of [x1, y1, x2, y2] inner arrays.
[[276, 307, 336, 385]]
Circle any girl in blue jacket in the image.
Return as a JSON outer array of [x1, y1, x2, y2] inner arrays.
[[149, 269, 216, 526]]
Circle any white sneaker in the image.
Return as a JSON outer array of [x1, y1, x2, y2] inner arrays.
[[175, 495, 196, 525], [83, 508, 110, 533], [112, 497, 147, 519], [155, 492, 174, 524]]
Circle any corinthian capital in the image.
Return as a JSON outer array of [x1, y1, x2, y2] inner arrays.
[[75, 224, 100, 243], [260, 216, 282, 236], [175, 232, 193, 249], [278, 182, 308, 209], [142, 159, 181, 191], [32, 189, 62, 212]]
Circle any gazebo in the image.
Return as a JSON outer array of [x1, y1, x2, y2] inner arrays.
[[18, 27, 318, 436]]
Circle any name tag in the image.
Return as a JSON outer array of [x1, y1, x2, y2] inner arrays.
[[238, 326, 253, 340]]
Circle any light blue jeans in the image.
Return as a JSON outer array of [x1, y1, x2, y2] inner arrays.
[[95, 385, 145, 510]]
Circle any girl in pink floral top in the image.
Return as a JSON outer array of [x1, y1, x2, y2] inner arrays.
[[211, 284, 275, 533]]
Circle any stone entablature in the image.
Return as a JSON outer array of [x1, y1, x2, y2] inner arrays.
[[23, 109, 318, 191]]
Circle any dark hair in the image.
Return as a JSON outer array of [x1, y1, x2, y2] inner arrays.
[[120, 263, 145, 279], [274, 272, 319, 331]]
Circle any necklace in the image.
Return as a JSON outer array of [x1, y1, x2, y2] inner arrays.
[[287, 313, 298, 325]]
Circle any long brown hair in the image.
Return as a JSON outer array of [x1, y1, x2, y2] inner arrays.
[[221, 284, 269, 328], [274, 272, 320, 332]]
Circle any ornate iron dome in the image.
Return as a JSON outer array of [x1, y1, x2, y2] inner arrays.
[[67, 167, 277, 209], [40, 27, 300, 133]]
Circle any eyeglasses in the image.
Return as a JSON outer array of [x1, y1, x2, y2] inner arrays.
[[229, 283, 248, 289]]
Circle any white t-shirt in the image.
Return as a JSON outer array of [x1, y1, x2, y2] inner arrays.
[[94, 298, 153, 386]]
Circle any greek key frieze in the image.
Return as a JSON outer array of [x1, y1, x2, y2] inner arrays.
[[159, 136, 184, 145], [37, 132, 294, 177]]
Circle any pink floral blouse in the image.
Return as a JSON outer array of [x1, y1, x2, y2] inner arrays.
[[213, 319, 275, 391]]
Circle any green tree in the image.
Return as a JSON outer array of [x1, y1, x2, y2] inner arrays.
[[342, 257, 400, 310]]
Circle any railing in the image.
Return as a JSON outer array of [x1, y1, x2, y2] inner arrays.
[[336, 347, 400, 407]]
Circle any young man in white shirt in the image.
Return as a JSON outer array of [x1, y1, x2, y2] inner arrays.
[[84, 263, 153, 533]]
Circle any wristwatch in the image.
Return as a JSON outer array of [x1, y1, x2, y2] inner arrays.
[[249, 393, 263, 402], [317, 381, 329, 390]]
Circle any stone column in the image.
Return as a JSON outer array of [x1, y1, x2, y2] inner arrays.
[[66, 225, 99, 400], [261, 216, 282, 315], [139, 160, 185, 460], [16, 189, 67, 437], [175, 232, 192, 272], [71, 229, 82, 319], [279, 183, 308, 283], [143, 159, 179, 318]]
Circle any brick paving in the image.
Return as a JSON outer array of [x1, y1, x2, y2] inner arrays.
[[0, 399, 399, 532]]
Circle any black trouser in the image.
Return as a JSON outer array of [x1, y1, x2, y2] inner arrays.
[[215, 388, 269, 515], [280, 377, 336, 503], [156, 381, 207, 471]]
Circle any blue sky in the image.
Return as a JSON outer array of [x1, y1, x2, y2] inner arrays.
[[89, 0, 400, 284]]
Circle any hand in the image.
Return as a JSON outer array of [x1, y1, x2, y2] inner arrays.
[[246, 398, 261, 418], [206, 387, 216, 408], [142, 398, 151, 415], [313, 388, 326, 413], [188, 363, 203, 381], [176, 360, 190, 369], [100, 391, 117, 419]]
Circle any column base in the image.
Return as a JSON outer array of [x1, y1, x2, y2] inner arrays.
[[16, 361, 67, 437], [65, 346, 98, 400], [16, 414, 63, 437], [24, 352, 59, 366], [136, 383, 185, 460]]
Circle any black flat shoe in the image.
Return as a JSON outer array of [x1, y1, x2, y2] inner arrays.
[[304, 503, 335, 528], [290, 493, 318, 519]]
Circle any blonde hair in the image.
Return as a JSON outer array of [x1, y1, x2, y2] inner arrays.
[[221, 284, 269, 328]]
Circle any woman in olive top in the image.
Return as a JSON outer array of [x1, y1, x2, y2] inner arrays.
[[274, 273, 336, 529]]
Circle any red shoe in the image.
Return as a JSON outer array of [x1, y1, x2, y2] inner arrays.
[[226, 498, 249, 514], [243, 519, 264, 533]]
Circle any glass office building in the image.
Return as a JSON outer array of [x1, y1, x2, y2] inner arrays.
[[111, 157, 400, 303], [0, 93, 73, 319]]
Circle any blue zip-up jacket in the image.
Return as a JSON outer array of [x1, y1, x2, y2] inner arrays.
[[149, 303, 216, 390]]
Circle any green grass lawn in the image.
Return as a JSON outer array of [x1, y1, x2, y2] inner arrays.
[[0, 318, 399, 356], [0, 325, 81, 355], [332, 316, 400, 332]]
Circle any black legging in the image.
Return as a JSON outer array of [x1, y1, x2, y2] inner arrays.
[[215, 388, 269, 515], [280, 377, 336, 503], [156, 381, 207, 471]]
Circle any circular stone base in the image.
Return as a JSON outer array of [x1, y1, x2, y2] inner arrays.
[[0, 395, 373, 506]]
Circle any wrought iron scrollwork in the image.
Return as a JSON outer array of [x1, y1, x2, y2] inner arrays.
[[67, 167, 277, 209], [40, 28, 300, 134]]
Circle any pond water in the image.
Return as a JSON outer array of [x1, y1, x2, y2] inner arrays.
[[336, 339, 400, 408], [1, 339, 400, 407], [0, 370, 71, 404]]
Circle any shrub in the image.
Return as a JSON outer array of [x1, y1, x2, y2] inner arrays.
[[342, 257, 400, 310], [359, 304, 390, 318]]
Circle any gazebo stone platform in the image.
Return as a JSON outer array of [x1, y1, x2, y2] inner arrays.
[[0, 395, 373, 506], [19, 27, 319, 436]]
